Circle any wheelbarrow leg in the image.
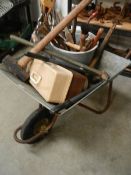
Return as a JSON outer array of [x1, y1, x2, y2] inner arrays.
[[78, 81, 113, 114]]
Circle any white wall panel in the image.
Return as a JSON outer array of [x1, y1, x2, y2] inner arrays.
[[55, 0, 68, 16]]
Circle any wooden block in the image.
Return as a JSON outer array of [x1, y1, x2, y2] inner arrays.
[[66, 70, 88, 99], [30, 60, 73, 104]]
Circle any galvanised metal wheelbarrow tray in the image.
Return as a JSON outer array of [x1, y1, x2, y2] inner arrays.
[[0, 50, 130, 144]]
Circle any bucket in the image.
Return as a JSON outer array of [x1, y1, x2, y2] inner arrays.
[[50, 32, 99, 66]]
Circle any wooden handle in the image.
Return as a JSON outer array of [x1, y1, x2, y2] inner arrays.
[[92, 28, 104, 47], [89, 23, 116, 68], [65, 42, 80, 51], [125, 50, 131, 59], [18, 0, 92, 68], [80, 34, 86, 51], [87, 11, 98, 23], [66, 40, 87, 52], [9, 35, 109, 80]]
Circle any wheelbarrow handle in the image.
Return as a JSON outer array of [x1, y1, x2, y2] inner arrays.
[[53, 80, 105, 113], [10, 35, 109, 80]]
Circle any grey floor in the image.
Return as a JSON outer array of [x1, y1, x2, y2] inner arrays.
[[0, 74, 131, 175]]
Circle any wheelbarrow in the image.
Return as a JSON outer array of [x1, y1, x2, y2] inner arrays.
[[0, 50, 130, 144]]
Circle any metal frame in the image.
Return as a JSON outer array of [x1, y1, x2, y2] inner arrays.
[[0, 50, 130, 144], [0, 51, 130, 115], [12, 80, 113, 144], [79, 81, 113, 114]]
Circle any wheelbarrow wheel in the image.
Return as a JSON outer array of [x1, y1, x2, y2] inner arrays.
[[20, 107, 56, 143]]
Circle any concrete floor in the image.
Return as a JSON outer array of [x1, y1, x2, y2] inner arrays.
[[0, 74, 131, 175]]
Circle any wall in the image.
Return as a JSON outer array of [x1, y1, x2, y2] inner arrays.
[[30, 0, 41, 21], [55, 0, 68, 16]]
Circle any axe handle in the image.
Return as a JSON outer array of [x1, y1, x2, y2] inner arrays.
[[17, 0, 92, 68], [65, 42, 81, 51], [89, 23, 116, 68], [125, 50, 131, 59], [92, 28, 104, 47], [87, 11, 98, 23], [10, 35, 34, 47], [80, 34, 86, 51], [10, 35, 109, 80]]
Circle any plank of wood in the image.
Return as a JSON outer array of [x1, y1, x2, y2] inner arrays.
[[78, 17, 131, 32]]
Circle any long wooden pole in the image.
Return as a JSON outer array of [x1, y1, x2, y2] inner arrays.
[[18, 0, 92, 68]]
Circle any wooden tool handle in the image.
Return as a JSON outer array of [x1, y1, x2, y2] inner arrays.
[[125, 50, 131, 59], [92, 28, 104, 47], [89, 23, 116, 68], [9, 35, 109, 80], [80, 34, 86, 51], [18, 0, 92, 68], [65, 42, 80, 51], [87, 11, 98, 23]]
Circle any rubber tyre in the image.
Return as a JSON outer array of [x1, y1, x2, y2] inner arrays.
[[20, 107, 53, 143]]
